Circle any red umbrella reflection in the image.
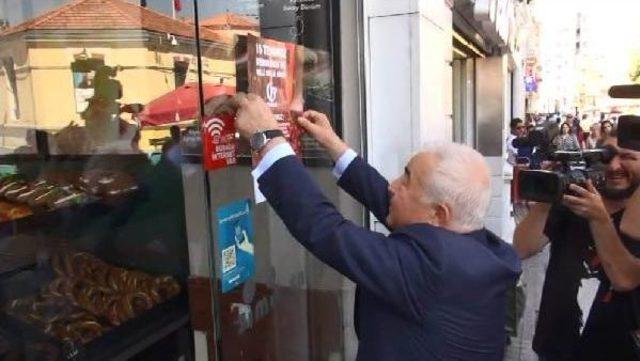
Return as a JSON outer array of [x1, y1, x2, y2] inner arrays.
[[139, 83, 235, 126]]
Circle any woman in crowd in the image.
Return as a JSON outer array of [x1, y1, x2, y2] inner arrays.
[[585, 122, 601, 149], [597, 120, 614, 147], [552, 122, 581, 151]]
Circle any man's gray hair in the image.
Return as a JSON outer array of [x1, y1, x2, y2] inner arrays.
[[420, 142, 491, 232]]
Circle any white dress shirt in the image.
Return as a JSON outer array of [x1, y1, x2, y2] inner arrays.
[[251, 142, 358, 182]]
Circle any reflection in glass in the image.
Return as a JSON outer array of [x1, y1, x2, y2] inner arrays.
[[198, 1, 345, 360]]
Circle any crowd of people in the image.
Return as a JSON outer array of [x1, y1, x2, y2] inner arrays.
[[503, 111, 640, 361], [507, 113, 620, 169]]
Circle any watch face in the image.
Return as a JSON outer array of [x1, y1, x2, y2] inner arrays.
[[250, 132, 267, 151]]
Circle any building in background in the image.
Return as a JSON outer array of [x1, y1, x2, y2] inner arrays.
[[523, 11, 541, 114], [0, 0, 233, 152], [362, 0, 536, 239], [535, 0, 579, 114], [534, 0, 640, 118]]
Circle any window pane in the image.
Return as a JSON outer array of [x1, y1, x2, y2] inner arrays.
[[0, 1, 196, 359]]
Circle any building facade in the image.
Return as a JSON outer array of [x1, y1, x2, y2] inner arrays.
[[361, 0, 536, 239]]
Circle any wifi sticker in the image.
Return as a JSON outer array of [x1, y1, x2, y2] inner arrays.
[[204, 117, 226, 142], [202, 113, 238, 171]]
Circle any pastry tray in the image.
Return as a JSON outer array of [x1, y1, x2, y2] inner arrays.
[[0, 293, 189, 361]]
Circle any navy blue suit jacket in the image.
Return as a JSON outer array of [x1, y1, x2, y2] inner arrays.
[[258, 154, 521, 361]]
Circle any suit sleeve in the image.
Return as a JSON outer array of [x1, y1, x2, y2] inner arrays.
[[258, 155, 437, 319], [337, 157, 391, 227]]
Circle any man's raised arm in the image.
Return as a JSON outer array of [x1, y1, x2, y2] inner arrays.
[[297, 111, 391, 226], [231, 94, 435, 320]]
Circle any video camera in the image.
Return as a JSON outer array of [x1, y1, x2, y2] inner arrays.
[[609, 85, 640, 152], [511, 126, 555, 169], [518, 148, 615, 203], [516, 84, 640, 203], [512, 127, 550, 150]]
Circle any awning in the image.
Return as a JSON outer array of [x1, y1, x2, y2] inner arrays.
[[139, 83, 236, 127]]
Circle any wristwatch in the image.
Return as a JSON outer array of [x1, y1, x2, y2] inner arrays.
[[249, 129, 285, 152]]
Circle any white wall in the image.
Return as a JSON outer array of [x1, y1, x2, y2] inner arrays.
[[512, 65, 526, 119], [475, 55, 512, 240], [364, 0, 453, 185]]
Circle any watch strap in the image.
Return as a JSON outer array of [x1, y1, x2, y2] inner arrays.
[[251, 129, 285, 152], [263, 129, 284, 140]]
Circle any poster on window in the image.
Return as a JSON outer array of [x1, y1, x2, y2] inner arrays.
[[73, 71, 95, 113], [236, 34, 304, 155], [216, 199, 256, 294]]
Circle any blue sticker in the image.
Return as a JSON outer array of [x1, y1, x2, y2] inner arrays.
[[216, 199, 255, 293]]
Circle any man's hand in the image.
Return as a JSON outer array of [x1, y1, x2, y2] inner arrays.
[[233, 93, 280, 140], [297, 110, 348, 161], [562, 181, 609, 222]]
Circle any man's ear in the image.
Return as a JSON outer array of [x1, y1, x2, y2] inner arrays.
[[434, 203, 452, 227]]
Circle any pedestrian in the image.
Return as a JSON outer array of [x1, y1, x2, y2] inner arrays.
[[552, 122, 580, 151], [586, 123, 601, 149], [597, 120, 614, 147], [565, 114, 585, 149]]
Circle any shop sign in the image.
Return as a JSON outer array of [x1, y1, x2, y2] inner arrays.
[[525, 65, 538, 93], [238, 34, 304, 155], [202, 111, 238, 171], [216, 199, 256, 293], [259, 0, 324, 40], [525, 75, 537, 92]]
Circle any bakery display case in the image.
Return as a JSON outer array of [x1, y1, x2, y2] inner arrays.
[[0, 0, 197, 359], [0, 151, 192, 360]]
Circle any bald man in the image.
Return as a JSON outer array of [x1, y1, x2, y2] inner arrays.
[[233, 94, 521, 361]]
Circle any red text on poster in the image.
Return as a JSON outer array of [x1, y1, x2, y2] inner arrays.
[[246, 34, 304, 154]]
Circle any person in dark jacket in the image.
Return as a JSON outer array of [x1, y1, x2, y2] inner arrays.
[[233, 93, 521, 361]]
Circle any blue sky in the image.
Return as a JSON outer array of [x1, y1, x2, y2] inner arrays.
[[0, 0, 260, 26]]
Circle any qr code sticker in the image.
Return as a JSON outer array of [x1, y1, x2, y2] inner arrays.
[[222, 245, 237, 273]]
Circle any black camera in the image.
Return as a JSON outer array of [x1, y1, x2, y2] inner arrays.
[[511, 127, 553, 169], [618, 115, 640, 151], [518, 148, 615, 203], [608, 84, 640, 151], [512, 128, 547, 148]]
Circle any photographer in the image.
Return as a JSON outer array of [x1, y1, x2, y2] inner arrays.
[[514, 131, 640, 361]]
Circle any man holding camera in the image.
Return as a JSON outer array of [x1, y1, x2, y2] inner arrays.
[[233, 93, 521, 361], [514, 131, 640, 361]]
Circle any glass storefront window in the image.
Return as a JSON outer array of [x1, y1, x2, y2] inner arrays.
[[189, 1, 349, 360]]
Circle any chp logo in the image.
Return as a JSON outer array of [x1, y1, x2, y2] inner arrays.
[[204, 117, 226, 143], [266, 78, 278, 105]]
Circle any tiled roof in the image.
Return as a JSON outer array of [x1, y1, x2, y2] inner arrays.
[[0, 0, 224, 42], [200, 13, 259, 30]]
